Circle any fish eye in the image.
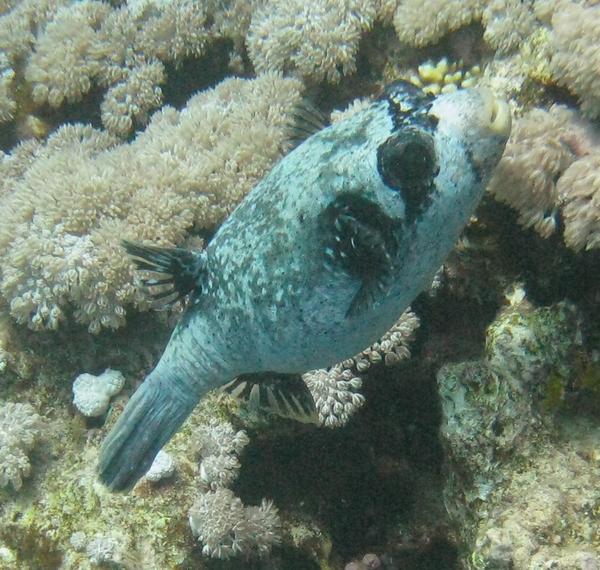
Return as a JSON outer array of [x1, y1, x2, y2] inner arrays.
[[377, 130, 439, 221]]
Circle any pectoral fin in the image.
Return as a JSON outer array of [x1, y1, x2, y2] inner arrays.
[[122, 240, 205, 307]]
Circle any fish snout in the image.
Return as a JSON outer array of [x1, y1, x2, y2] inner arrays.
[[478, 88, 511, 139]]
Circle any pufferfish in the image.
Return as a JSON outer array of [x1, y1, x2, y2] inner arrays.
[[98, 81, 511, 491]]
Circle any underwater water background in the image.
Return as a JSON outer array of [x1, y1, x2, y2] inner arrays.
[[0, 1, 599, 569]]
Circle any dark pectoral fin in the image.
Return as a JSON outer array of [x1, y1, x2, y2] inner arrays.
[[221, 372, 319, 425], [320, 193, 402, 317], [122, 240, 205, 307]]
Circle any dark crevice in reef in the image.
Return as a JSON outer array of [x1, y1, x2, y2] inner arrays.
[[162, 39, 240, 111], [236, 343, 458, 569]]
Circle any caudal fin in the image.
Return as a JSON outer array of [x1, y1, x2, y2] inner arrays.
[[98, 377, 198, 491]]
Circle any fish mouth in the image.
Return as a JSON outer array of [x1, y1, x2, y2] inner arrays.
[[479, 88, 511, 137]]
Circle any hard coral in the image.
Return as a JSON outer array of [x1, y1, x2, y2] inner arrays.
[[72, 368, 125, 418], [0, 401, 42, 490], [0, 74, 302, 332]]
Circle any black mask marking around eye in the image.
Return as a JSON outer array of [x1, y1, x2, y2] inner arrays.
[[377, 129, 439, 223]]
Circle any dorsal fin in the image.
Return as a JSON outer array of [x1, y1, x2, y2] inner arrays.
[[285, 100, 330, 150], [220, 372, 319, 425], [122, 240, 205, 307]]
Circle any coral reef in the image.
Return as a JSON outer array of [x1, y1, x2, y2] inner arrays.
[[0, 401, 42, 490], [0, 74, 302, 332], [404, 57, 480, 97], [393, 0, 485, 48], [195, 417, 249, 490], [188, 488, 281, 559], [247, 0, 377, 83], [0, 0, 600, 567], [3, 0, 245, 136], [482, 0, 537, 54], [189, 416, 282, 559]]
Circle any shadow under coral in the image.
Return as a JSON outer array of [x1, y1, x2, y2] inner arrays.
[[234, 354, 458, 570]]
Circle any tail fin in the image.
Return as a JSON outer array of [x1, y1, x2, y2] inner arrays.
[[98, 376, 198, 491]]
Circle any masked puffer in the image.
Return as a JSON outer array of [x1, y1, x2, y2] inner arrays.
[[98, 81, 511, 491]]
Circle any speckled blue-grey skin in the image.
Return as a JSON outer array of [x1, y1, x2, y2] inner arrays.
[[98, 82, 511, 491]]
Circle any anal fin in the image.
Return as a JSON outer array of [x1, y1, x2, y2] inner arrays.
[[221, 372, 319, 425]]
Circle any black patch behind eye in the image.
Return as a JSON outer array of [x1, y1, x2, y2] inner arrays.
[[319, 192, 402, 317], [377, 129, 439, 223]]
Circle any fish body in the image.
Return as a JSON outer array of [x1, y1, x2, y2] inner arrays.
[[99, 82, 511, 491]]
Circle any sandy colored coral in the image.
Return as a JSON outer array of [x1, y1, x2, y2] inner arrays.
[[188, 488, 281, 560], [303, 309, 419, 427], [558, 145, 600, 251], [247, 0, 377, 82], [0, 74, 302, 332], [549, 1, 600, 119], [393, 0, 484, 47], [488, 104, 600, 251], [0, 401, 42, 490], [8, 0, 243, 135], [482, 0, 537, 54], [25, 1, 110, 108]]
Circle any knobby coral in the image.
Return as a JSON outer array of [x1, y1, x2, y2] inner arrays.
[[0, 401, 42, 490], [0, 74, 302, 332]]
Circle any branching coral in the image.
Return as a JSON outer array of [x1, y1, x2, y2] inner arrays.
[[189, 417, 280, 559], [247, 0, 377, 83], [548, 1, 600, 119], [0, 74, 302, 332], [188, 488, 281, 559], [303, 309, 419, 427], [0, 401, 42, 490], [487, 104, 600, 250], [195, 418, 249, 489]]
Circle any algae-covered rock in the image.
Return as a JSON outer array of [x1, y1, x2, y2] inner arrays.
[[438, 294, 599, 568]]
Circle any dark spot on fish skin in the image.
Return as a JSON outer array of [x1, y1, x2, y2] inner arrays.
[[379, 81, 438, 133], [377, 129, 439, 223], [464, 146, 483, 184], [298, 212, 305, 224]]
